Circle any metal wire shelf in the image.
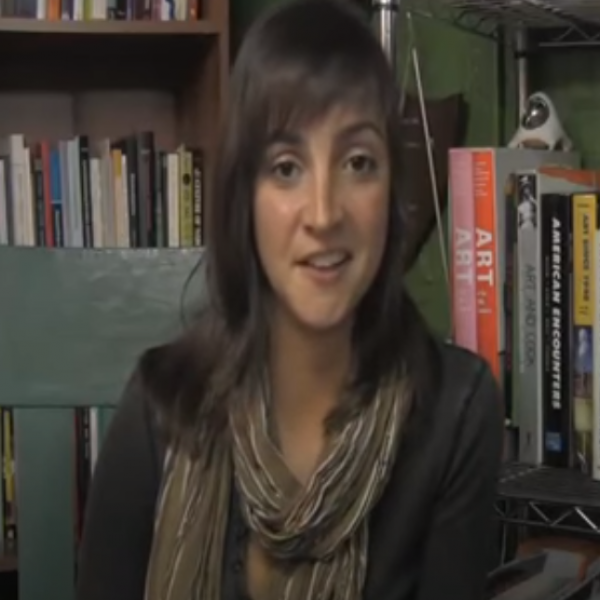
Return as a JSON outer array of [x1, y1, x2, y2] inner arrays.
[[495, 463, 600, 538], [404, 0, 600, 47]]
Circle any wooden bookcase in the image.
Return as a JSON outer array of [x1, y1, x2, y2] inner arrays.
[[0, 2, 229, 600], [0, 2, 229, 202]]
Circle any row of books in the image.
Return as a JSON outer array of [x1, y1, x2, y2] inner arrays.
[[0, 379, 103, 554], [0, 129, 205, 552], [1, 0, 201, 21], [0, 132, 204, 249], [449, 146, 600, 477]]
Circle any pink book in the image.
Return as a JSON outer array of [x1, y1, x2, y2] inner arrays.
[[449, 148, 477, 352]]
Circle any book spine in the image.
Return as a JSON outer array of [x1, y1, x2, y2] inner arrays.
[[154, 151, 167, 248], [592, 197, 600, 480], [31, 143, 47, 247], [503, 174, 517, 425], [449, 149, 477, 352], [79, 135, 94, 248], [136, 131, 154, 248], [541, 193, 573, 467], [2, 409, 16, 552], [516, 172, 542, 464], [572, 193, 596, 474], [191, 148, 203, 247], [178, 146, 194, 247], [125, 137, 139, 247], [473, 150, 500, 380]]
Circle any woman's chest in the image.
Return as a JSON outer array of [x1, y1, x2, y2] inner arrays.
[[220, 443, 440, 600]]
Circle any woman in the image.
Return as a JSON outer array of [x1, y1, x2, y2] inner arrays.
[[76, 0, 504, 599]]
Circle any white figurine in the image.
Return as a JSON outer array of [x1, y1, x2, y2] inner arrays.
[[509, 91, 573, 152]]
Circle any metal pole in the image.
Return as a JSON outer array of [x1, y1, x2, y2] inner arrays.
[[515, 25, 529, 118], [373, 0, 400, 71]]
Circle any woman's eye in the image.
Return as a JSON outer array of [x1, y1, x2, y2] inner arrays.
[[271, 159, 301, 182], [345, 154, 376, 174]]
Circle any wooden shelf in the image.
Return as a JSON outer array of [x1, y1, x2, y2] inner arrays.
[[0, 6, 228, 151], [0, 19, 219, 73], [0, 18, 220, 36]]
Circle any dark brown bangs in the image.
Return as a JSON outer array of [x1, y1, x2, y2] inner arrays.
[[229, 0, 396, 159], [260, 60, 389, 143]]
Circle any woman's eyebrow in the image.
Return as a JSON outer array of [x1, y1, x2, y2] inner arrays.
[[266, 130, 303, 147], [336, 120, 383, 142], [263, 120, 383, 152]]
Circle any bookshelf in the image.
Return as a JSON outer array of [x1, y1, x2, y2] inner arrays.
[[0, 10, 229, 190], [0, 2, 228, 600], [410, 0, 600, 562]]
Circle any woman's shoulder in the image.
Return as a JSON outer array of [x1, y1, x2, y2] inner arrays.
[[407, 338, 504, 457], [398, 293, 501, 429], [122, 327, 225, 455], [419, 336, 501, 407], [76, 350, 169, 600], [112, 355, 168, 463], [380, 340, 503, 515], [105, 340, 183, 475], [435, 340, 501, 412]]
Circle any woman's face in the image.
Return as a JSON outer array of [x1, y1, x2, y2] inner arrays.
[[253, 105, 390, 332]]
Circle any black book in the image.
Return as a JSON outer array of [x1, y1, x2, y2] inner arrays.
[[540, 192, 573, 468]]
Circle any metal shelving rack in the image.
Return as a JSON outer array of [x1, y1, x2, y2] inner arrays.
[[406, 0, 600, 47], [498, 463, 600, 539], [400, 0, 600, 114], [417, 0, 600, 541], [372, 0, 600, 108], [370, 0, 600, 546]]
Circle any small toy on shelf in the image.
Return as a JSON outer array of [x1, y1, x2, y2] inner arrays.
[[509, 91, 573, 152]]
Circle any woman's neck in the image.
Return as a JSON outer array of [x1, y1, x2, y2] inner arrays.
[[268, 308, 352, 427]]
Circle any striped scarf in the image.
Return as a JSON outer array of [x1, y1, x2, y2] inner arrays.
[[144, 374, 409, 600]]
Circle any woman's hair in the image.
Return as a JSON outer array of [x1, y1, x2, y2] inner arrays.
[[139, 0, 438, 450]]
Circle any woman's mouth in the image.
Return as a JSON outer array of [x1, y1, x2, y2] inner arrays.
[[298, 250, 352, 282]]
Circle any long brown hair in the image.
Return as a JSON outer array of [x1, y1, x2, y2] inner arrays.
[[139, 0, 438, 453]]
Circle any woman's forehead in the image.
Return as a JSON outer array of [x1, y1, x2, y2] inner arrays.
[[274, 106, 384, 140], [263, 93, 386, 137]]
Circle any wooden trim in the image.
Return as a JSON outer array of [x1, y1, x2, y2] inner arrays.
[[0, 18, 220, 36]]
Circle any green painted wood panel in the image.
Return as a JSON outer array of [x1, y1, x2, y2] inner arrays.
[[0, 247, 204, 600], [15, 408, 75, 600], [0, 247, 202, 408]]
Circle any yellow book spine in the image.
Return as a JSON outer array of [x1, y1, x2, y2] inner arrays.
[[572, 193, 597, 473], [2, 410, 12, 510], [178, 147, 194, 247]]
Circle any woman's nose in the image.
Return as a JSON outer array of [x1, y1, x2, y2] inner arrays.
[[303, 175, 343, 233]]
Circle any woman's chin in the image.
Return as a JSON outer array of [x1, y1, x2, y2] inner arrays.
[[289, 306, 353, 334]]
